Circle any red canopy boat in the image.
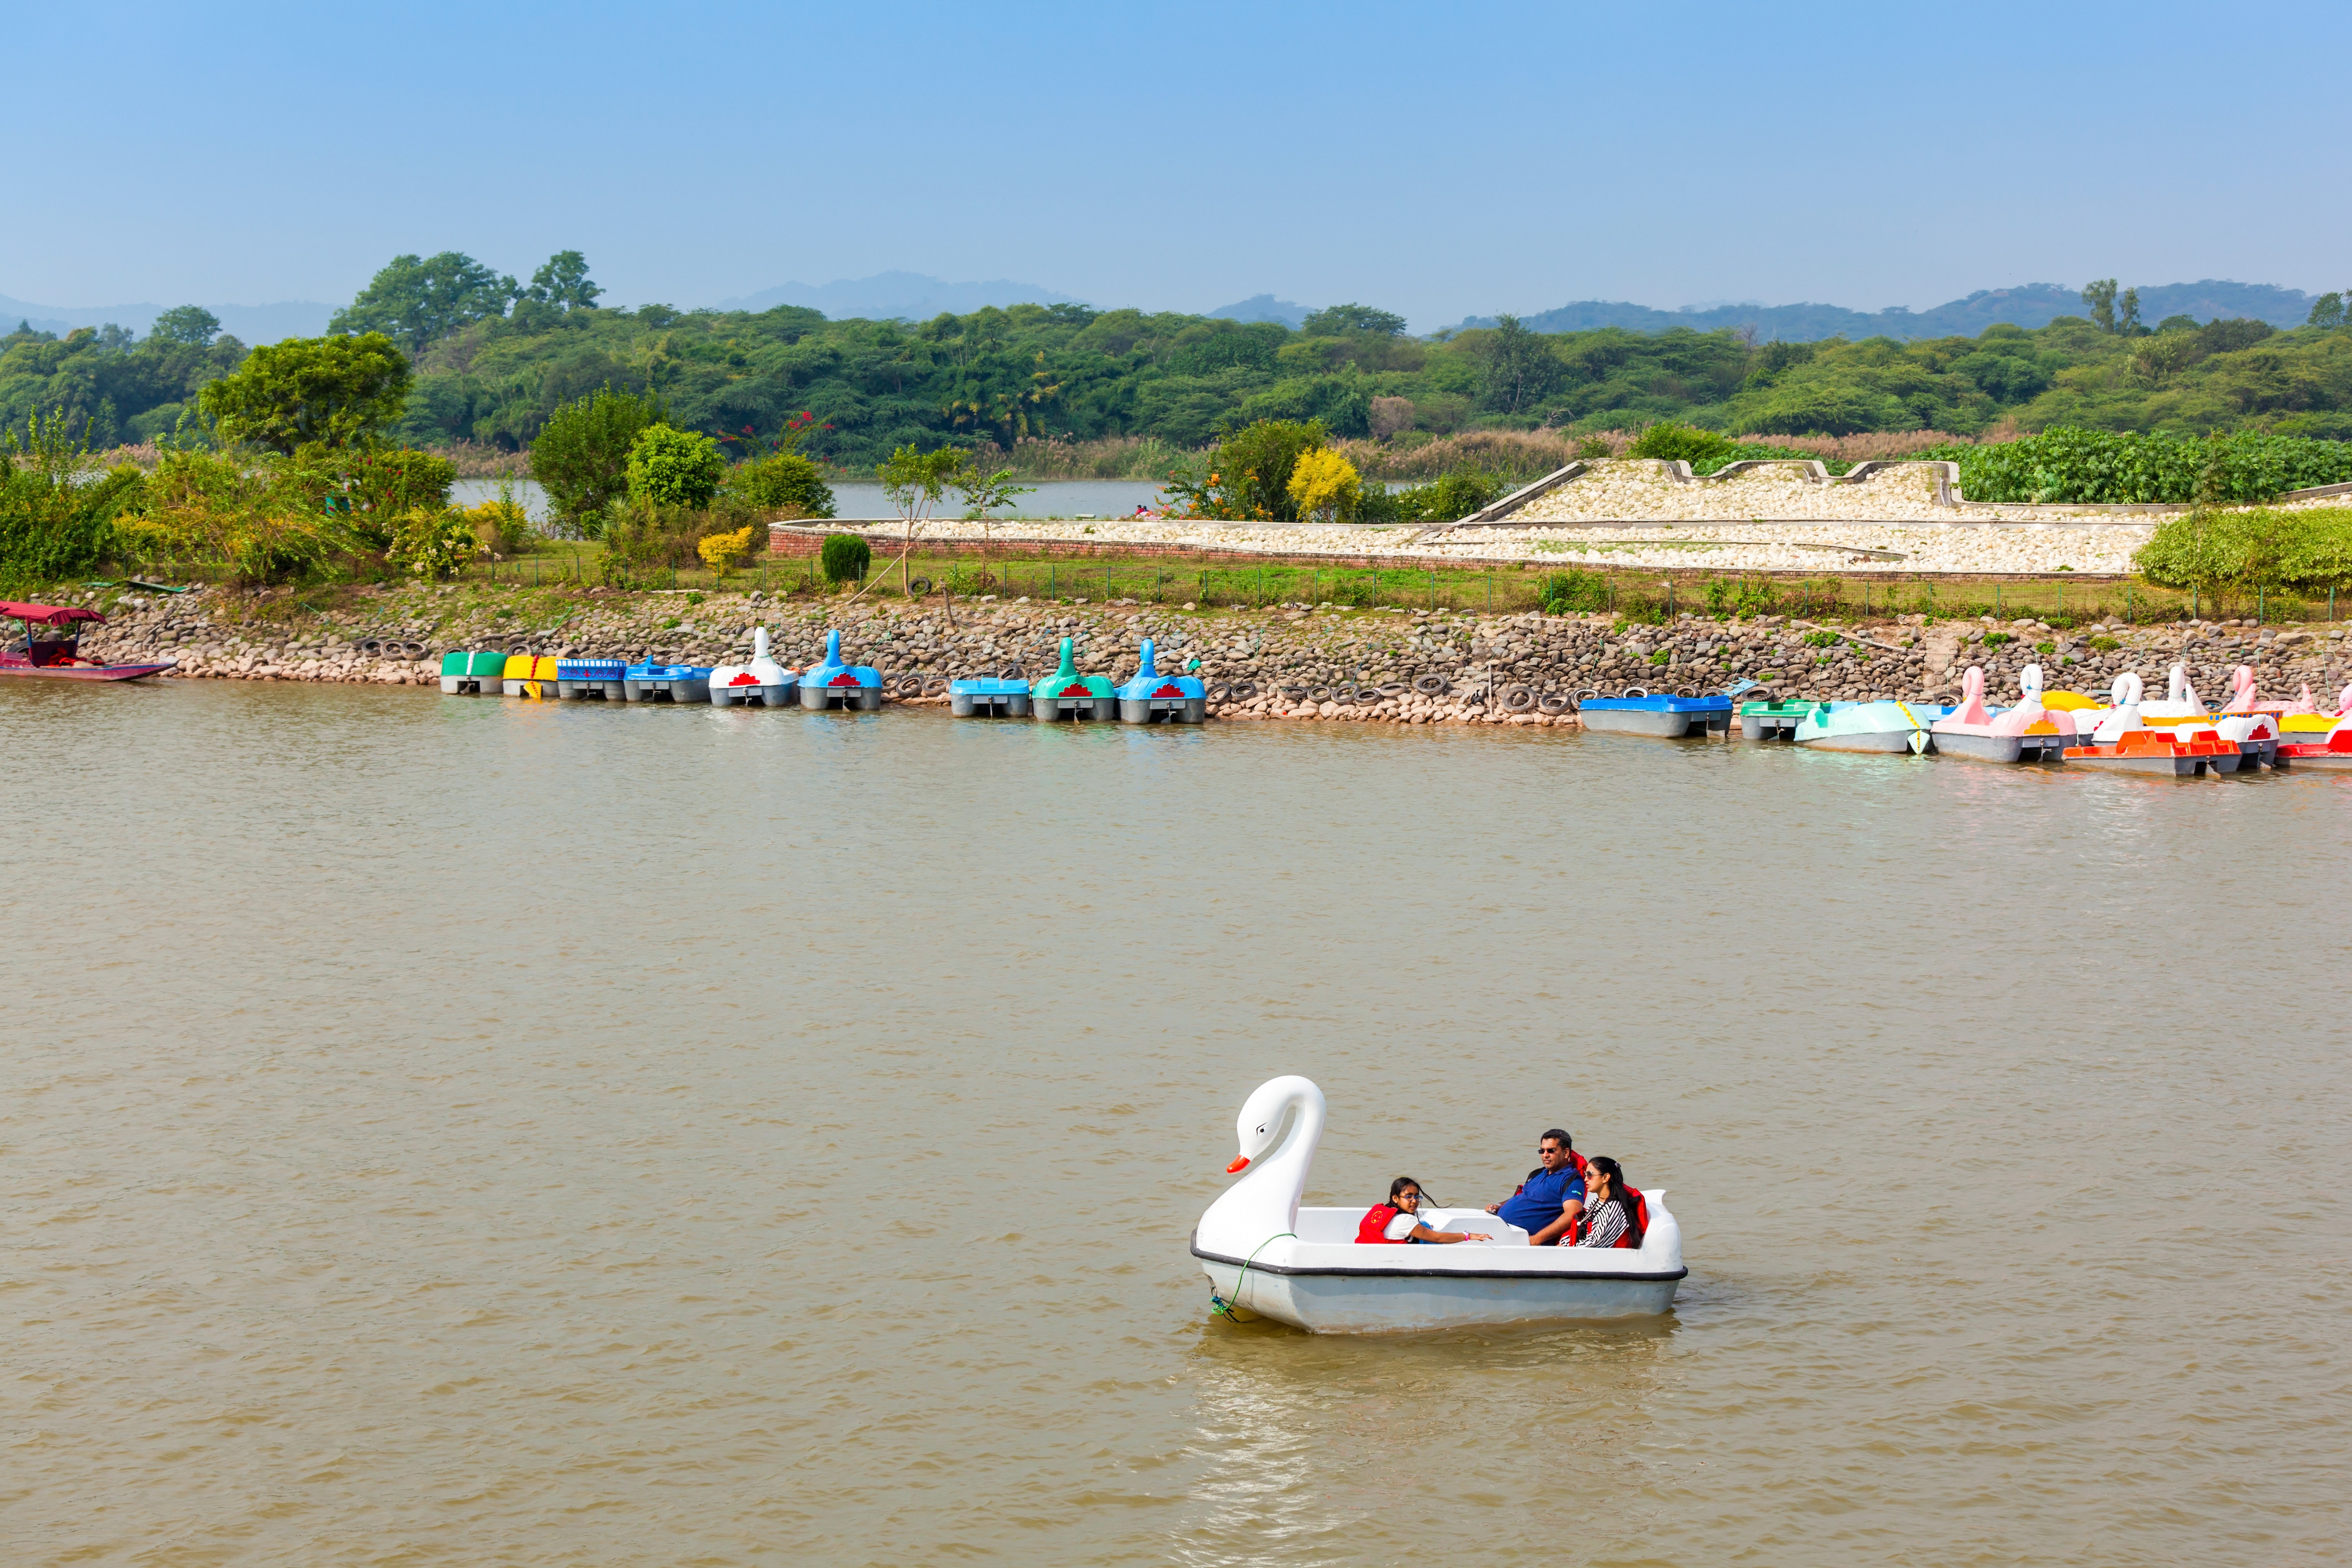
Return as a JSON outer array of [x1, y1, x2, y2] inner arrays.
[[0, 602, 175, 682]]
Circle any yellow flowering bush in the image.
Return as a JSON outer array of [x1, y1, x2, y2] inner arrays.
[[1285, 448, 1362, 523], [696, 523, 758, 576]]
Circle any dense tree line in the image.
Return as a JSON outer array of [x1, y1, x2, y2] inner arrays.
[[9, 252, 2352, 464]]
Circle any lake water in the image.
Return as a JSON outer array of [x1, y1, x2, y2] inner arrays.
[[453, 478, 1171, 525], [6, 681, 2348, 1566]]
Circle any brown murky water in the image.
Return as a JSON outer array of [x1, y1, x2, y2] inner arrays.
[[5, 680, 2348, 1566]]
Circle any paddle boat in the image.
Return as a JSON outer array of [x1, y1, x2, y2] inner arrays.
[[556, 659, 627, 700], [1737, 697, 1815, 740], [1794, 697, 1941, 754], [1928, 663, 2077, 762], [623, 659, 713, 703], [709, 627, 798, 708], [2214, 666, 2282, 768], [2277, 681, 2352, 747], [1193, 1076, 1685, 1333], [2140, 663, 2213, 734], [0, 601, 174, 681], [1575, 686, 1733, 738], [1032, 637, 1116, 722], [2063, 725, 2242, 776], [798, 630, 882, 711], [1115, 638, 1207, 724], [948, 668, 1032, 716], [2078, 672, 2150, 743], [439, 650, 509, 694], [2277, 728, 2352, 770], [501, 653, 560, 699]]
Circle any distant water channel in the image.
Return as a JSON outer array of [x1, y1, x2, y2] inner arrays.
[[453, 477, 1171, 525], [6, 682, 2348, 1566]]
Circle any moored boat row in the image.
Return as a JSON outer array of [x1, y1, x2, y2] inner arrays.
[[1620, 660, 2352, 773]]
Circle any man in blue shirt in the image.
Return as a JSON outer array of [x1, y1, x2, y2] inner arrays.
[[1487, 1128, 1586, 1246]]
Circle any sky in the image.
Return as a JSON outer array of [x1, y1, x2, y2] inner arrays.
[[7, 0, 2349, 332]]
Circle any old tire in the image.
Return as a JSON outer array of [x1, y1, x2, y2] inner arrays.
[[1503, 685, 1536, 712], [1537, 693, 1574, 715], [1412, 674, 1449, 697]]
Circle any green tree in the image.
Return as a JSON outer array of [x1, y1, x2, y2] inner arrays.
[[1302, 303, 1407, 337], [2309, 292, 2348, 330], [526, 251, 602, 311], [330, 252, 518, 357], [149, 305, 221, 347], [531, 384, 666, 534], [2082, 279, 2119, 333], [627, 424, 725, 509], [878, 444, 966, 592], [1477, 314, 1563, 414], [729, 451, 835, 517], [196, 333, 411, 453]]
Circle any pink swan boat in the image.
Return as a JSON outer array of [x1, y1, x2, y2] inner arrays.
[[2277, 680, 2352, 747], [2214, 666, 2282, 768], [1928, 663, 2076, 762]]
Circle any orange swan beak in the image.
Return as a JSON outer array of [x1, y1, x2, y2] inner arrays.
[[1226, 1155, 1251, 1174]]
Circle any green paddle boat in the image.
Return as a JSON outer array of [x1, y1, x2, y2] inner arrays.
[[1032, 637, 1116, 722]]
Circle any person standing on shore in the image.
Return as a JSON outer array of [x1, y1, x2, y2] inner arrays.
[[1487, 1129, 1587, 1246]]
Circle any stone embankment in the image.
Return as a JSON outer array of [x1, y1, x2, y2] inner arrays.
[[74, 584, 2352, 723]]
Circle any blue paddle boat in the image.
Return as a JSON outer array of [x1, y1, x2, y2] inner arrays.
[[1575, 687, 1734, 738], [623, 660, 713, 703], [557, 658, 627, 700], [949, 665, 1033, 716], [799, 629, 883, 711], [1115, 639, 1207, 724]]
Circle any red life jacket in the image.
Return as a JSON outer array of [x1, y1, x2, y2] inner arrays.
[[1573, 1188, 1648, 1248], [1356, 1204, 1407, 1243]]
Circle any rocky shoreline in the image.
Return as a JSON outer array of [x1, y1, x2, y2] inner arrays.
[[72, 583, 2352, 724]]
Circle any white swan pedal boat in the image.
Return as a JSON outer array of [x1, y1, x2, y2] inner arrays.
[[1194, 1076, 1685, 1333]]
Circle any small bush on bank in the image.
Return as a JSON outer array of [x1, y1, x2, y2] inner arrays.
[[820, 533, 872, 583], [2135, 505, 2352, 605], [730, 451, 835, 518], [627, 424, 726, 510], [1540, 569, 1610, 614]]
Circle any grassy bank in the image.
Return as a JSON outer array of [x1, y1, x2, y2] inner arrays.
[[109, 537, 2342, 629]]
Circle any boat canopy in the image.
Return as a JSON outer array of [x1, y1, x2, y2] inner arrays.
[[1, 602, 105, 626]]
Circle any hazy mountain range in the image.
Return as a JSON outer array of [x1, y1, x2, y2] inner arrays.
[[1, 274, 2325, 346], [1448, 280, 2321, 339]]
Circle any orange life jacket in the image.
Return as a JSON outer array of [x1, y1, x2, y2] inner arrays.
[[1356, 1204, 1407, 1243]]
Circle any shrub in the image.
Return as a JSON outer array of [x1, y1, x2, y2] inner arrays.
[[729, 451, 835, 517], [1286, 449, 1361, 522], [1960, 428, 2352, 505], [281, 444, 456, 550], [820, 532, 872, 583], [532, 385, 666, 534], [387, 508, 479, 579], [2135, 506, 2352, 604], [1628, 423, 1737, 472], [0, 410, 145, 582], [1540, 570, 1609, 613], [628, 424, 726, 509], [1359, 469, 1510, 524], [697, 524, 757, 576], [1168, 419, 1327, 521], [462, 496, 535, 556], [195, 333, 411, 453], [1703, 575, 1778, 617]]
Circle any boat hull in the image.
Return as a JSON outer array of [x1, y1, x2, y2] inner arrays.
[[1196, 1249, 1684, 1332], [1578, 708, 1697, 737], [1927, 730, 2024, 763], [2067, 752, 2206, 776], [1799, 729, 1920, 754], [0, 662, 173, 682]]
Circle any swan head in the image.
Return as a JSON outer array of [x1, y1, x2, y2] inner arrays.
[[1226, 1075, 1315, 1173], [2019, 663, 2045, 698]]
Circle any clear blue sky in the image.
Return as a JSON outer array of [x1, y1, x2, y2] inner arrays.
[[8, 0, 2346, 329]]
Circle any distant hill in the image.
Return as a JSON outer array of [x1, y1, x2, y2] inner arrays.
[[716, 271, 1081, 320], [0, 293, 330, 344], [1451, 280, 2319, 341], [1208, 294, 1314, 329]]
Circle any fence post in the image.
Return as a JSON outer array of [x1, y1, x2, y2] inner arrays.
[[1050, 564, 1057, 598], [1429, 570, 1436, 611], [2257, 587, 2264, 624]]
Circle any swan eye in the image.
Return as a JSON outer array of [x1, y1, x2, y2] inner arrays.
[[1255, 1125, 1265, 1135]]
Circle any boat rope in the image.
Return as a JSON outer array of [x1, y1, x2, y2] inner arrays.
[[1209, 1232, 1295, 1321]]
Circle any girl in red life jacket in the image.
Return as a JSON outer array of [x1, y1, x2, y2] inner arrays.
[[1356, 1177, 1496, 1244], [1567, 1158, 1647, 1250]]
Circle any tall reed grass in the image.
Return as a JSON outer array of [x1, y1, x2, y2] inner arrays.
[[1728, 430, 1988, 461], [967, 435, 1189, 480]]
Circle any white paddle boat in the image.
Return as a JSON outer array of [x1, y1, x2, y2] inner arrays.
[[1192, 1076, 1685, 1332]]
